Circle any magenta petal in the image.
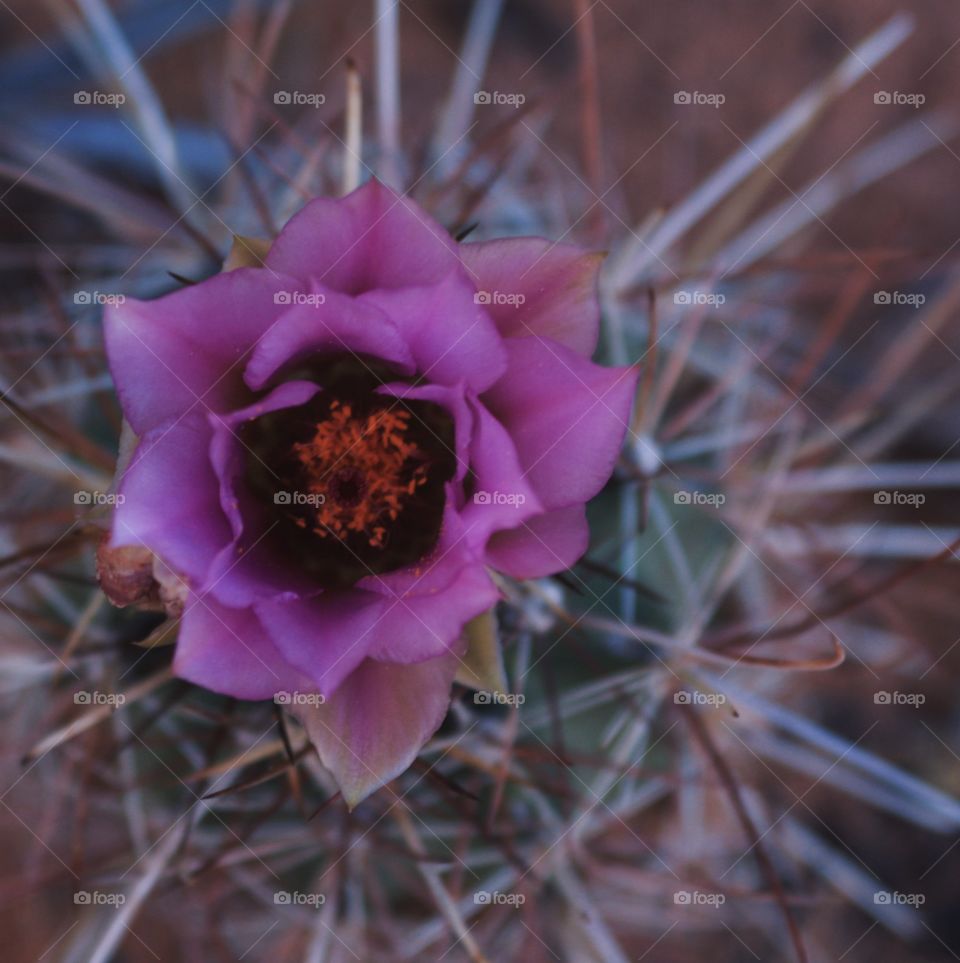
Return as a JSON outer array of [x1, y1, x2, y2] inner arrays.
[[203, 381, 325, 605], [375, 380, 473, 482], [174, 594, 313, 700], [358, 501, 474, 599], [265, 179, 461, 294], [459, 238, 603, 356], [104, 268, 301, 434], [485, 504, 590, 578], [203, 543, 320, 608], [255, 591, 386, 696], [291, 648, 462, 808], [244, 289, 415, 391], [482, 337, 638, 510], [459, 399, 542, 549], [112, 414, 229, 585], [368, 562, 499, 663], [360, 271, 507, 392], [209, 379, 322, 539]]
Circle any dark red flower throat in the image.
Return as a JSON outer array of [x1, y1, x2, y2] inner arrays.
[[243, 361, 456, 588]]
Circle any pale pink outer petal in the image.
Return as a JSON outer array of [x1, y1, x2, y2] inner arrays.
[[291, 646, 463, 808], [459, 238, 603, 356]]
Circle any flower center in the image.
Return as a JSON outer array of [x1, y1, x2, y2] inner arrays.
[[243, 389, 455, 587], [291, 400, 430, 549]]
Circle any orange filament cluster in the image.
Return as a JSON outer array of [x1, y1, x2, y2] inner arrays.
[[292, 400, 428, 547]]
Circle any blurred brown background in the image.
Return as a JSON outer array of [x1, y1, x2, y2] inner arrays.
[[1, 2, 959, 961]]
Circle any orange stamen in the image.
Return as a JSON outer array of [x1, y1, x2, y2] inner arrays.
[[292, 402, 428, 547]]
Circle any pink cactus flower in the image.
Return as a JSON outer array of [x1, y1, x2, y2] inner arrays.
[[103, 179, 637, 806]]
